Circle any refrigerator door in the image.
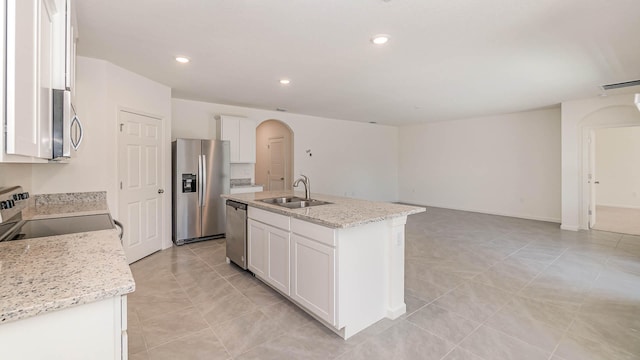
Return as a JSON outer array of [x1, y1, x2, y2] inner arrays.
[[201, 140, 230, 237], [173, 139, 202, 242]]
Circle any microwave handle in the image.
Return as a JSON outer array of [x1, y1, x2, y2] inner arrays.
[[70, 115, 83, 150]]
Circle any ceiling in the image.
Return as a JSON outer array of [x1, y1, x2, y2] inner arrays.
[[76, 0, 640, 125]]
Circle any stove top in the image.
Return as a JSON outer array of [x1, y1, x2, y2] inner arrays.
[[0, 186, 115, 242]]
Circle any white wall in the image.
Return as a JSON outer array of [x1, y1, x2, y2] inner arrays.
[[595, 126, 640, 208], [399, 108, 562, 222], [31, 56, 173, 248], [560, 92, 640, 230], [0, 164, 33, 191], [171, 98, 399, 201]]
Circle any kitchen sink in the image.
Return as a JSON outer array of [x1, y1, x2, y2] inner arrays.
[[259, 197, 331, 208], [260, 196, 305, 204]]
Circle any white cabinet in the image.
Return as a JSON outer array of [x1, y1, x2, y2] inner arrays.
[[2, 0, 56, 161], [291, 233, 335, 325], [0, 295, 128, 359], [218, 115, 256, 163], [52, 0, 77, 98], [248, 207, 291, 295], [1, 0, 72, 163], [247, 218, 268, 279]]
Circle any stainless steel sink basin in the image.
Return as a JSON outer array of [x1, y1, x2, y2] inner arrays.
[[279, 199, 331, 208], [260, 196, 305, 204], [259, 197, 331, 208]]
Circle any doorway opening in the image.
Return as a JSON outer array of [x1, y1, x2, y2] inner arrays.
[[255, 120, 294, 191], [578, 105, 640, 231], [587, 126, 640, 236]]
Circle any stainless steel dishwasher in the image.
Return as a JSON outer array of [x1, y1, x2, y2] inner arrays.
[[225, 200, 247, 269]]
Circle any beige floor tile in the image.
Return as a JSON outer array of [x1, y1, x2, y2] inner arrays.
[[140, 307, 209, 348], [240, 282, 285, 307], [212, 309, 285, 356], [472, 258, 542, 293], [442, 347, 486, 360], [554, 329, 636, 360], [260, 300, 315, 333], [128, 309, 147, 355], [405, 275, 451, 303], [227, 271, 262, 291], [484, 296, 574, 352], [213, 261, 246, 277], [432, 281, 512, 323], [403, 291, 428, 316], [407, 304, 480, 344], [128, 287, 192, 321], [192, 245, 228, 267], [236, 321, 359, 360], [147, 328, 230, 360], [129, 351, 149, 360], [459, 325, 549, 360], [176, 273, 236, 305], [336, 320, 454, 360], [194, 289, 257, 326]]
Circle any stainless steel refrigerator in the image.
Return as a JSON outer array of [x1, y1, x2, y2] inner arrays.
[[172, 139, 230, 245]]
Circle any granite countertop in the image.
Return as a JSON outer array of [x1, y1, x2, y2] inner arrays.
[[222, 191, 425, 228], [0, 192, 135, 324]]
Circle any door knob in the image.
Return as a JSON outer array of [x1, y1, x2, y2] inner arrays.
[[158, 189, 165, 194], [594, 181, 600, 184], [280, 177, 284, 180]]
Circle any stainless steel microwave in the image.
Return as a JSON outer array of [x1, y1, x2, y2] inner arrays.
[[52, 89, 83, 160]]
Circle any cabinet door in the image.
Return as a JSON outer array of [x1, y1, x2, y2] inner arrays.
[[291, 233, 335, 325], [37, 0, 54, 159], [238, 118, 256, 163], [266, 225, 290, 295], [220, 116, 240, 162], [4, 0, 54, 160], [248, 219, 267, 278], [6, 0, 40, 157]]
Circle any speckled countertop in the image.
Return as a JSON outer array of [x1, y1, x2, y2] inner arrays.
[[0, 192, 135, 324], [222, 191, 425, 228]]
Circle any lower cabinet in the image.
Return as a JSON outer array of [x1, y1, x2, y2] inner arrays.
[[290, 233, 335, 325], [0, 295, 128, 359], [248, 218, 290, 295]]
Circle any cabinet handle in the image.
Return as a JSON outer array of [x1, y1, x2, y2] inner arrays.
[[70, 115, 84, 150]]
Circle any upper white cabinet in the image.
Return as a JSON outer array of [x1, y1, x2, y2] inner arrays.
[[1, 0, 74, 163], [217, 115, 256, 163], [52, 0, 77, 97]]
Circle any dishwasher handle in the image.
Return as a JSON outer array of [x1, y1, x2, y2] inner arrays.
[[226, 200, 247, 210]]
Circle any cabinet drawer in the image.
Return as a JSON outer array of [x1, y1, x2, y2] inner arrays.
[[291, 218, 336, 247], [248, 207, 290, 230]]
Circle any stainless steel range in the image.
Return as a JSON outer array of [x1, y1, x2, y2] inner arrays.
[[0, 186, 118, 242]]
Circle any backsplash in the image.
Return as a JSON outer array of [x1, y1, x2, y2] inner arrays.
[[230, 178, 252, 187], [34, 191, 107, 206]]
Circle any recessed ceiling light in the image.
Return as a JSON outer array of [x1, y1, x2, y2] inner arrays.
[[175, 56, 190, 63], [371, 34, 390, 45], [279, 79, 291, 85]]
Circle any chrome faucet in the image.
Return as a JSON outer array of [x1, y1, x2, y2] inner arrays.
[[293, 175, 311, 200]]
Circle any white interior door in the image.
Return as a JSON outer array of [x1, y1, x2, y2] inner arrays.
[[118, 110, 164, 263], [268, 137, 285, 191]]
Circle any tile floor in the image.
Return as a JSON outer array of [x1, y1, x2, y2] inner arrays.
[[127, 207, 640, 360]]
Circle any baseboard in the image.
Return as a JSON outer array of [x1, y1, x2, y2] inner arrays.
[[560, 224, 580, 231], [596, 203, 640, 210], [398, 201, 561, 224]]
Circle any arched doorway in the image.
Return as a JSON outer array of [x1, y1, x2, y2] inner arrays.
[[578, 105, 640, 230], [255, 120, 294, 191]]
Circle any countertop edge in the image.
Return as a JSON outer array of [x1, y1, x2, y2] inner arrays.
[[222, 192, 426, 229]]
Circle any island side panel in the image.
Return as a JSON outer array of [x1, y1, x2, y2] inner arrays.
[[337, 219, 401, 339], [387, 215, 408, 318]]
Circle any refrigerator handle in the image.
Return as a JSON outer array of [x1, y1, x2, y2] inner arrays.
[[201, 154, 207, 206], [197, 155, 203, 206]]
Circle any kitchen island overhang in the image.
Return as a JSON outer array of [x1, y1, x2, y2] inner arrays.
[[222, 191, 425, 339]]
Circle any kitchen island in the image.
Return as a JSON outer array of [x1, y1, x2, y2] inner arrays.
[[223, 191, 425, 339], [0, 192, 134, 359]]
